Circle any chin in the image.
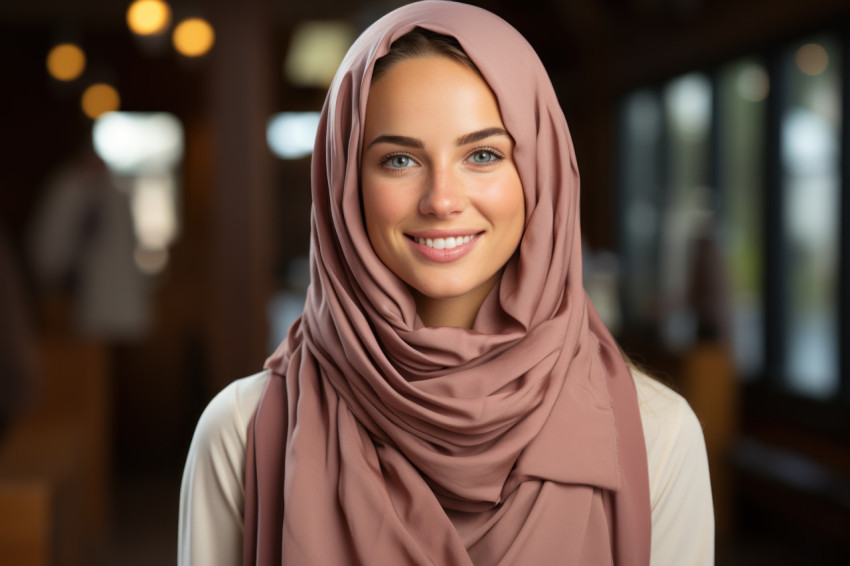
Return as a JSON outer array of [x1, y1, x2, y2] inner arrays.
[[408, 277, 492, 302]]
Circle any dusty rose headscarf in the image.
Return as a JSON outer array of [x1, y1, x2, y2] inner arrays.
[[244, 2, 650, 564]]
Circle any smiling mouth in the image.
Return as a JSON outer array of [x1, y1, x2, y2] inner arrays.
[[407, 233, 480, 250]]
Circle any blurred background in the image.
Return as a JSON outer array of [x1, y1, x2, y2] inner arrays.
[[1, 0, 848, 564]]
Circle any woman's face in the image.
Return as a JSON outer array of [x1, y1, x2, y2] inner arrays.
[[361, 55, 525, 326]]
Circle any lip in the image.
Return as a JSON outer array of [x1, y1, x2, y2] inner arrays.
[[405, 230, 482, 263]]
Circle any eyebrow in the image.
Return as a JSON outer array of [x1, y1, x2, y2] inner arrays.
[[366, 127, 511, 150], [367, 135, 423, 149], [456, 127, 511, 146]]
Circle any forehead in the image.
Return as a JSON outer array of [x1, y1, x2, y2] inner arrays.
[[363, 56, 504, 137]]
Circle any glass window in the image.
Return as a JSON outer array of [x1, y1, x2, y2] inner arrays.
[[659, 73, 713, 350], [780, 36, 841, 399], [620, 90, 664, 331], [717, 59, 768, 379]]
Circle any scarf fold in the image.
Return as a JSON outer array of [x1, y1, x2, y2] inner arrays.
[[244, 2, 650, 564]]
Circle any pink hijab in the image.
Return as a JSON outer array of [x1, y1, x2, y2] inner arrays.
[[244, 2, 650, 564]]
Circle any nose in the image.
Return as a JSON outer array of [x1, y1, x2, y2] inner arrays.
[[419, 166, 467, 218]]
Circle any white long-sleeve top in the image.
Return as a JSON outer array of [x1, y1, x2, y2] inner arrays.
[[179, 368, 714, 565]]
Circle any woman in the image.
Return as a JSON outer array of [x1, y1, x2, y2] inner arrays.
[[179, 2, 714, 565]]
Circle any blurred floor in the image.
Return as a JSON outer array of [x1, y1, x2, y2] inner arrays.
[[91, 473, 178, 566]]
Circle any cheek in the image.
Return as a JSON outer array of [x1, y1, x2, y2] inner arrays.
[[361, 187, 382, 247], [362, 180, 403, 244], [487, 175, 527, 240], [508, 178, 526, 223]]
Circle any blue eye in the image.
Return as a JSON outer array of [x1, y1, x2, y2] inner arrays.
[[384, 154, 414, 169], [469, 150, 500, 164]]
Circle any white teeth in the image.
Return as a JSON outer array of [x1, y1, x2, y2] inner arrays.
[[415, 235, 475, 249]]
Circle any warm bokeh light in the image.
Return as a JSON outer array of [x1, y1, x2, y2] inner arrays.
[[81, 83, 120, 119], [46, 43, 86, 81], [172, 18, 215, 57], [285, 21, 355, 87], [127, 0, 172, 36], [795, 43, 829, 76]]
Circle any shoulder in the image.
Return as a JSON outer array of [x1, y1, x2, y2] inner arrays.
[[629, 367, 709, 503], [629, 367, 715, 565], [188, 369, 270, 459], [630, 368, 705, 466], [178, 370, 270, 566]]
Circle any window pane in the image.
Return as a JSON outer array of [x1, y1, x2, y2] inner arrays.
[[780, 36, 841, 398], [620, 90, 664, 330], [660, 73, 713, 349], [718, 59, 767, 379]]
